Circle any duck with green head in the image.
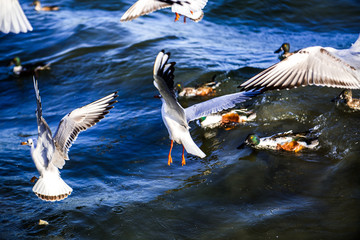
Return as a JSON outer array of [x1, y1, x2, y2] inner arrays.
[[238, 130, 319, 152], [274, 42, 292, 61], [10, 57, 50, 77], [332, 89, 360, 110]]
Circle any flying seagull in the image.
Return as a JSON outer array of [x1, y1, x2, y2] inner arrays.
[[0, 0, 33, 34], [240, 35, 360, 91], [153, 50, 261, 166], [21, 78, 118, 201], [121, 0, 208, 23]]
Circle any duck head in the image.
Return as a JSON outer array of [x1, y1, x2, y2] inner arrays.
[[10, 57, 21, 67], [274, 43, 290, 54], [332, 89, 352, 103], [237, 134, 260, 149], [175, 82, 183, 92]]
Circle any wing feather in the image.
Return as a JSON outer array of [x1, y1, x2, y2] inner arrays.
[[121, 0, 171, 22], [0, 0, 33, 34]]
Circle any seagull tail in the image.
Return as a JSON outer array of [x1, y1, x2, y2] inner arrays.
[[181, 131, 206, 158], [32, 174, 72, 202]]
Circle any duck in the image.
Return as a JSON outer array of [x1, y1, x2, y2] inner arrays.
[[332, 89, 360, 111], [199, 109, 256, 129], [176, 76, 220, 97], [21, 77, 118, 201], [240, 35, 360, 92], [0, 0, 33, 34], [274, 42, 293, 61], [153, 50, 261, 166], [121, 0, 208, 23], [238, 130, 319, 153], [9, 57, 50, 77], [32, 0, 59, 11]]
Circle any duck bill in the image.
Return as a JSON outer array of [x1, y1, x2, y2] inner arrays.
[[274, 47, 282, 53], [21, 142, 28, 145]]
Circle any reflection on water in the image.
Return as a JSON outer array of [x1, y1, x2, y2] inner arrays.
[[0, 0, 359, 239]]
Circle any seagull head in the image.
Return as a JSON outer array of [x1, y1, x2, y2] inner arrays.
[[21, 139, 34, 147]]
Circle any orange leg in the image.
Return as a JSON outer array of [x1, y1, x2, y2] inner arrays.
[[168, 140, 173, 166], [175, 12, 180, 22], [181, 145, 186, 166]]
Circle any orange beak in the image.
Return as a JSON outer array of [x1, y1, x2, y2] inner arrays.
[[21, 142, 27, 145]]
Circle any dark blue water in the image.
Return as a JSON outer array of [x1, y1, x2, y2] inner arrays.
[[1, 0, 360, 239]]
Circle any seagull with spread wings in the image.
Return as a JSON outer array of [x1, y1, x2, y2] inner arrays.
[[0, 0, 33, 34], [121, 0, 208, 22], [21, 78, 118, 201], [153, 50, 260, 166]]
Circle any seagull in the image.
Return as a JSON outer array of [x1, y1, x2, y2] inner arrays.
[[153, 50, 261, 166], [0, 0, 33, 34], [21, 78, 118, 202], [240, 35, 360, 91], [121, 0, 208, 23]]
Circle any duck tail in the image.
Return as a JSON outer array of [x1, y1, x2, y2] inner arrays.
[[32, 174, 72, 202], [181, 131, 206, 158]]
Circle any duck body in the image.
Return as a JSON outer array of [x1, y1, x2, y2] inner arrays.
[[32, 1, 59, 11], [200, 109, 256, 129], [333, 89, 360, 110], [241, 130, 319, 152], [177, 80, 220, 97]]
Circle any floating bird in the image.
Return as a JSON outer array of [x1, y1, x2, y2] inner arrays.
[[240, 35, 360, 91], [332, 89, 360, 111], [0, 0, 33, 34], [176, 76, 220, 97], [32, 0, 59, 11], [21, 78, 118, 202], [274, 42, 292, 61], [121, 0, 208, 23], [10, 57, 50, 77], [199, 109, 256, 129], [153, 50, 260, 166], [238, 130, 319, 153]]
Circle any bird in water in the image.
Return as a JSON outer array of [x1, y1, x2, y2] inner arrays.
[[153, 50, 261, 166], [274, 42, 293, 61], [21, 77, 118, 201], [9, 57, 50, 77], [332, 89, 360, 111], [0, 0, 33, 34], [32, 0, 59, 11], [176, 75, 220, 97], [238, 130, 319, 153], [121, 0, 208, 23], [239, 35, 360, 103]]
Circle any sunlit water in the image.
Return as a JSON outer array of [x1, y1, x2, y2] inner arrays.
[[0, 0, 359, 239]]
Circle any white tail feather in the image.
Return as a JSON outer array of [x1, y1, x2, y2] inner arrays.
[[181, 131, 206, 158], [32, 175, 72, 202]]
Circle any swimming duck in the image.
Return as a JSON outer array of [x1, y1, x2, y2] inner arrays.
[[10, 57, 50, 77], [121, 0, 208, 23], [274, 43, 293, 61], [176, 77, 220, 97], [153, 50, 260, 166], [32, 0, 59, 11], [0, 0, 33, 34], [240, 35, 360, 91], [21, 78, 118, 201], [238, 130, 319, 153], [199, 109, 256, 129], [332, 89, 360, 111]]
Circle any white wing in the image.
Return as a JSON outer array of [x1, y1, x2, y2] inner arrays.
[[241, 46, 360, 91], [52, 92, 118, 169], [185, 89, 261, 122], [0, 0, 33, 34], [33, 78, 55, 168], [121, 0, 171, 22]]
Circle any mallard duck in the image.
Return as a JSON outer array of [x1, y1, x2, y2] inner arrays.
[[238, 130, 319, 152], [176, 76, 220, 97], [274, 43, 293, 61], [32, 0, 59, 11], [332, 89, 360, 110], [10, 57, 50, 76], [240, 35, 360, 91], [199, 109, 256, 129], [21, 78, 118, 201], [0, 0, 33, 34], [121, 0, 208, 23], [153, 50, 260, 166]]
